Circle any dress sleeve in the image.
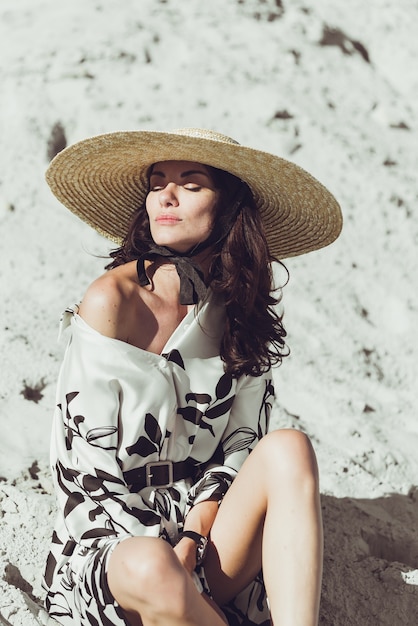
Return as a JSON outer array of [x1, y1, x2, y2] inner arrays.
[[187, 372, 274, 507], [51, 312, 161, 548]]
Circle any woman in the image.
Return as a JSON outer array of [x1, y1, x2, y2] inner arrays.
[[43, 128, 342, 626]]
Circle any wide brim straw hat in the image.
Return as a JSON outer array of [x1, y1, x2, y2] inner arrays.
[[46, 128, 342, 259]]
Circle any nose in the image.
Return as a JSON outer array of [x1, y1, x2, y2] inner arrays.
[[159, 183, 179, 207]]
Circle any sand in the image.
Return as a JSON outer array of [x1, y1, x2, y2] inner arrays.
[[1, 0, 417, 623]]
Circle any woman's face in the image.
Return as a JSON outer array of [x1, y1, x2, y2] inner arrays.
[[145, 160, 219, 253]]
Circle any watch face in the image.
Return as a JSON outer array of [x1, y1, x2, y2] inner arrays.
[[196, 535, 208, 565]]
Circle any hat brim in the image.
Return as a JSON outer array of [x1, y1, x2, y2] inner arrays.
[[45, 129, 342, 259]]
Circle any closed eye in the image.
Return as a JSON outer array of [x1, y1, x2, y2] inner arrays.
[[149, 166, 214, 192], [149, 181, 203, 192]]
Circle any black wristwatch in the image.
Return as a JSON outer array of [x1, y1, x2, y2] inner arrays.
[[179, 531, 208, 565]]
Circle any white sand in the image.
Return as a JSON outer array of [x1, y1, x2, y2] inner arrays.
[[1, 0, 417, 623]]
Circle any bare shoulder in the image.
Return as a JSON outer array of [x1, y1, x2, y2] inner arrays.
[[78, 261, 140, 340]]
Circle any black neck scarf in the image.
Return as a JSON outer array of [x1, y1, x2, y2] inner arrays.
[[137, 244, 208, 305]]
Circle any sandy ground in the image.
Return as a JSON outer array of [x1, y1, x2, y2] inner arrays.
[[1, 0, 417, 624]]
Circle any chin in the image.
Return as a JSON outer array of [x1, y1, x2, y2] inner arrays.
[[153, 238, 194, 254]]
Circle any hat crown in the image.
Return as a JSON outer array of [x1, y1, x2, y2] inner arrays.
[[170, 128, 240, 146]]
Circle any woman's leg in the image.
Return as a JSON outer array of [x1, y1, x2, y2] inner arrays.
[[205, 428, 323, 626], [107, 535, 228, 626]]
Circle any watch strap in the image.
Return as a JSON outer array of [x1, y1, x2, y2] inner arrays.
[[180, 530, 206, 544], [178, 531, 208, 565]]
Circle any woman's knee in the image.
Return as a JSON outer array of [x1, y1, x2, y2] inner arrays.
[[108, 536, 190, 616], [258, 429, 320, 485], [108, 537, 167, 601]]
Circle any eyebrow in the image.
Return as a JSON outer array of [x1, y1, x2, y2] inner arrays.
[[149, 168, 211, 179]]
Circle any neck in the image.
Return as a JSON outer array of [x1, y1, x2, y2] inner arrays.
[[147, 246, 212, 277], [137, 244, 213, 306], [144, 258, 180, 294]]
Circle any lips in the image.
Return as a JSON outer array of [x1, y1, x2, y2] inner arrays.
[[156, 214, 181, 224]]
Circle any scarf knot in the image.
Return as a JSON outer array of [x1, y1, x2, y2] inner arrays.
[[136, 246, 208, 305]]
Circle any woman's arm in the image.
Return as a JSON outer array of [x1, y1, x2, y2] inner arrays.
[[187, 373, 274, 508], [179, 373, 274, 572], [52, 278, 163, 546], [174, 498, 219, 573]]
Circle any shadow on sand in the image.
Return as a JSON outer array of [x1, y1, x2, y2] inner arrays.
[[320, 490, 418, 625]]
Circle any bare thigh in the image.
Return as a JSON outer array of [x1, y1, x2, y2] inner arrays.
[[204, 429, 320, 606]]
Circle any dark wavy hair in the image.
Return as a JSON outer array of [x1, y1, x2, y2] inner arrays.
[[106, 166, 288, 378]]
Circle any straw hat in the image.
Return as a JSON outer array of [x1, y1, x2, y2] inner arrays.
[[45, 128, 342, 259]]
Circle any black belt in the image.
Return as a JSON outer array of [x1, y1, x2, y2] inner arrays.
[[123, 460, 196, 490]]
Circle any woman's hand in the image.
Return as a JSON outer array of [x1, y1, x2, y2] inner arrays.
[[173, 536, 197, 574]]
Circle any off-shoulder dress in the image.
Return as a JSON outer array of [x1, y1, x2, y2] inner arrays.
[[43, 293, 273, 625]]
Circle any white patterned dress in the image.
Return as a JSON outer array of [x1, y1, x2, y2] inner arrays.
[[43, 292, 274, 625]]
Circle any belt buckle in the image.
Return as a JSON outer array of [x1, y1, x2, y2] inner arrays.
[[145, 460, 174, 488]]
